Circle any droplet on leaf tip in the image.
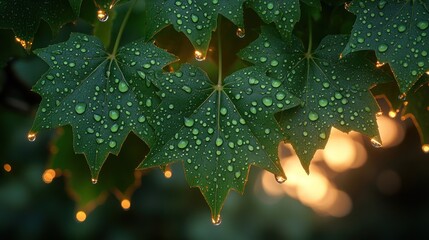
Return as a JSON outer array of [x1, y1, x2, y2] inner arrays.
[[164, 169, 172, 179], [91, 178, 98, 184], [371, 137, 382, 148], [97, 9, 109, 22], [27, 132, 37, 142], [236, 28, 245, 38], [211, 215, 222, 226], [121, 199, 131, 210], [388, 110, 397, 118], [194, 50, 205, 61], [274, 174, 286, 184]]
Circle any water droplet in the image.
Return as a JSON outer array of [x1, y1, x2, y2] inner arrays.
[[178, 140, 189, 149], [75, 103, 87, 114], [118, 81, 129, 93], [398, 25, 407, 32], [194, 50, 205, 61], [215, 137, 223, 147], [378, 44, 388, 53], [211, 215, 222, 226], [109, 110, 120, 120], [184, 118, 194, 127], [181, 85, 192, 93], [109, 141, 117, 148], [417, 21, 429, 30], [371, 138, 382, 148], [275, 174, 286, 184], [262, 97, 273, 107], [308, 111, 319, 121], [422, 144, 429, 153], [91, 178, 98, 184], [27, 132, 37, 142], [234, 171, 241, 179], [137, 71, 146, 79], [97, 9, 109, 22], [318, 98, 328, 107], [236, 28, 245, 38]]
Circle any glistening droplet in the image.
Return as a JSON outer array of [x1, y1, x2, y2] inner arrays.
[[27, 132, 37, 142], [371, 138, 382, 148], [236, 28, 245, 38], [97, 9, 109, 22], [211, 215, 222, 226], [194, 50, 205, 61], [91, 178, 98, 184], [422, 144, 429, 153], [275, 174, 286, 184]]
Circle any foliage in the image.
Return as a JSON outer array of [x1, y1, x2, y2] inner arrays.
[[0, 0, 428, 222]]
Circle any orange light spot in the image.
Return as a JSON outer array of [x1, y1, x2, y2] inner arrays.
[[376, 61, 385, 68], [423, 144, 429, 153], [76, 211, 87, 222], [42, 169, 56, 184], [194, 50, 205, 61], [3, 164, 12, 172], [121, 199, 131, 210], [164, 170, 172, 179]]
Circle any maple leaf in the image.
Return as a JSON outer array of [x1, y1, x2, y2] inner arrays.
[[239, 26, 393, 170], [342, 0, 429, 93], [0, 0, 83, 49], [31, 33, 176, 180], [139, 64, 300, 220], [144, 0, 245, 56]]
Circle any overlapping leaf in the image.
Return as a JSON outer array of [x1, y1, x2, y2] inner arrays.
[[0, 0, 83, 48], [139, 64, 300, 220], [48, 127, 147, 211], [245, 0, 302, 40], [31, 33, 176, 180], [342, 0, 429, 93], [144, 0, 245, 56], [239, 27, 393, 169]]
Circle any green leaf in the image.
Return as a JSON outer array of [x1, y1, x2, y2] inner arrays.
[[144, 0, 245, 56], [31, 33, 176, 180], [401, 81, 429, 150], [300, 0, 321, 8], [342, 0, 429, 93], [239, 27, 393, 169], [49, 127, 148, 211], [0, 0, 83, 48], [139, 64, 300, 220], [245, 0, 302, 40]]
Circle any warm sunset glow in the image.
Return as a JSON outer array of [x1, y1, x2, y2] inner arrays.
[[296, 171, 330, 205], [194, 50, 205, 61], [376, 61, 386, 68], [422, 144, 429, 153], [15, 37, 33, 50], [323, 129, 357, 172], [27, 132, 37, 142], [376, 115, 405, 147], [3, 163, 12, 172]]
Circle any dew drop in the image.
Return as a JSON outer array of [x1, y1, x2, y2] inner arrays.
[[181, 85, 192, 93], [215, 137, 223, 147], [236, 28, 245, 38], [184, 118, 194, 127], [109, 141, 117, 148], [378, 44, 388, 53], [177, 140, 189, 149], [370, 138, 382, 148], [97, 9, 109, 22], [91, 178, 98, 184], [318, 98, 328, 107], [262, 97, 273, 107], [308, 111, 319, 121], [109, 110, 120, 120], [137, 71, 146, 79], [118, 81, 129, 93], [194, 50, 205, 61], [234, 171, 241, 179], [211, 215, 222, 226], [275, 174, 286, 184], [417, 21, 429, 30], [75, 103, 87, 114], [27, 132, 37, 142]]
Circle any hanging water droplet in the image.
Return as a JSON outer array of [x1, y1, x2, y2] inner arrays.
[[370, 138, 382, 148], [97, 9, 109, 22], [27, 132, 37, 142], [422, 144, 429, 153], [211, 215, 222, 226], [194, 50, 205, 61], [75, 103, 87, 114], [275, 174, 286, 184], [91, 178, 98, 184], [398, 93, 407, 100], [236, 28, 245, 38]]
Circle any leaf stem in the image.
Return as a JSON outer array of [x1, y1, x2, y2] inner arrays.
[[217, 23, 223, 88], [306, 16, 313, 56], [111, 0, 136, 57]]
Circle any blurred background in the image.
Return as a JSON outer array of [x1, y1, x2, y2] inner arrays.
[[1, 0, 429, 239]]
